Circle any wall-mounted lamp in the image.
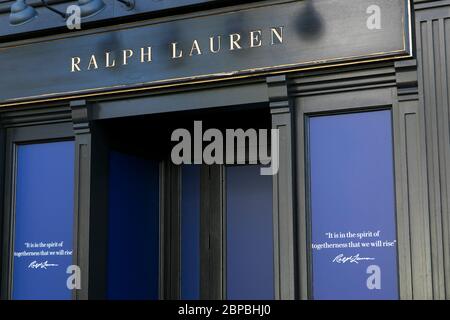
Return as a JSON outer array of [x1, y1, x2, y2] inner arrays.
[[9, 0, 38, 26], [78, 0, 106, 18], [116, 0, 135, 10], [41, 0, 70, 19], [79, 0, 135, 18], [9, 0, 136, 26]]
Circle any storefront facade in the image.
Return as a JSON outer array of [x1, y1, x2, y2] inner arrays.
[[0, 0, 449, 300]]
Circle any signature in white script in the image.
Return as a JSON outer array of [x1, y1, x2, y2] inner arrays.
[[332, 254, 375, 264], [28, 261, 59, 269]]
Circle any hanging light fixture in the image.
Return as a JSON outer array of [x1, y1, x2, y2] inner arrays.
[[10, 0, 137, 26], [9, 0, 38, 26], [78, 0, 106, 19], [79, 0, 135, 19], [116, 0, 135, 10], [41, 0, 69, 19]]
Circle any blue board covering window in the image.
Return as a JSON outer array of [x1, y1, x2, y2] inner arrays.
[[107, 151, 160, 300], [13, 141, 75, 300], [181, 165, 201, 300], [226, 165, 274, 300], [309, 110, 398, 300]]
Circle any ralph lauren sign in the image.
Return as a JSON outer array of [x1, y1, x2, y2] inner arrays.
[[70, 27, 285, 72], [0, 0, 412, 107]]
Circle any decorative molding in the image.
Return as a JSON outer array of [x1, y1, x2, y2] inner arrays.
[[395, 59, 419, 101], [267, 75, 291, 113], [416, 8, 450, 299], [0, 104, 71, 128], [71, 100, 90, 134], [392, 57, 434, 299], [290, 62, 397, 97], [71, 99, 109, 300], [414, 0, 450, 10], [266, 74, 296, 300]]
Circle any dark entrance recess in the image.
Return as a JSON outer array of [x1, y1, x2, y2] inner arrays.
[[101, 106, 275, 300]]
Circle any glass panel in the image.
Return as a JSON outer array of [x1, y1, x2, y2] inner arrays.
[[107, 151, 160, 300], [13, 141, 75, 300], [226, 165, 274, 300], [309, 110, 398, 300], [181, 165, 201, 300]]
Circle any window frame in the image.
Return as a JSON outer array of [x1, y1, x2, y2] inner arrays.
[[304, 108, 400, 300], [0, 122, 74, 300], [295, 85, 412, 299]]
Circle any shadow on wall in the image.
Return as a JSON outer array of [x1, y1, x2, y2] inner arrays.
[[296, 0, 325, 41]]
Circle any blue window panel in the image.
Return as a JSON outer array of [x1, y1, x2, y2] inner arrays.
[[13, 141, 75, 300], [107, 151, 160, 300], [309, 110, 398, 300], [181, 165, 201, 300], [226, 165, 274, 300]]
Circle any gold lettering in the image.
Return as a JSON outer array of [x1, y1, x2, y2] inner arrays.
[[230, 33, 242, 50], [209, 36, 221, 53], [105, 52, 116, 68], [140, 47, 152, 63], [87, 55, 98, 70], [250, 30, 262, 48], [122, 49, 134, 65], [172, 43, 183, 59], [70, 26, 286, 73], [271, 27, 284, 45], [71, 57, 81, 72], [189, 40, 202, 56]]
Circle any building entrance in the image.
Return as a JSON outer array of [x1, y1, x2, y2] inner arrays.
[[102, 106, 275, 300]]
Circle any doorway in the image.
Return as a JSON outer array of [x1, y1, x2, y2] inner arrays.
[[101, 106, 275, 300]]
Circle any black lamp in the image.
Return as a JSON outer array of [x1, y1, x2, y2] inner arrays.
[[12, 0, 72, 21], [10, 0, 136, 26], [78, 0, 106, 19], [116, 0, 135, 10], [78, 0, 135, 19], [41, 0, 69, 19], [9, 0, 38, 26]]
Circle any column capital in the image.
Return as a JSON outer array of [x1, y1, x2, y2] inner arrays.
[[71, 100, 91, 134], [395, 59, 418, 101], [266, 75, 291, 113]]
